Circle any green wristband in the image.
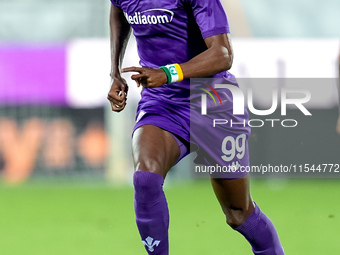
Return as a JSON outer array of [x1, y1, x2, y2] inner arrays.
[[159, 66, 172, 84]]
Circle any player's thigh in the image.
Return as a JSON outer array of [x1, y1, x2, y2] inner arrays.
[[211, 176, 254, 225], [132, 124, 180, 178]]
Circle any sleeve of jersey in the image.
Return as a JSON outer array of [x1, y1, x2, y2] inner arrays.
[[190, 0, 230, 39], [110, 0, 121, 8]]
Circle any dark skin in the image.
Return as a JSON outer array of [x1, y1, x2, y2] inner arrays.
[[107, 4, 254, 228]]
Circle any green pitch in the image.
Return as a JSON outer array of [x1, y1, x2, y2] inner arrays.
[[0, 179, 339, 255]]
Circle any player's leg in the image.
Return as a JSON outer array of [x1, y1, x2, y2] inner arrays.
[[132, 124, 180, 255], [211, 176, 285, 255]]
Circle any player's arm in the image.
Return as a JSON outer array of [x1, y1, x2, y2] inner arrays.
[[181, 33, 233, 78], [107, 4, 131, 112], [121, 33, 233, 87]]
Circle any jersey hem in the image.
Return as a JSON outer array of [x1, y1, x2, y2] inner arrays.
[[110, 0, 121, 8], [201, 27, 229, 39]]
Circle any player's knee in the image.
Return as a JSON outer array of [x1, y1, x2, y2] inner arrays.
[[226, 208, 249, 229], [133, 170, 164, 202], [134, 156, 165, 174]]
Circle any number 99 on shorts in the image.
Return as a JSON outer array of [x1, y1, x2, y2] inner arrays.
[[221, 134, 246, 162]]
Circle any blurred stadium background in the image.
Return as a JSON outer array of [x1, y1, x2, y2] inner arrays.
[[0, 0, 339, 254]]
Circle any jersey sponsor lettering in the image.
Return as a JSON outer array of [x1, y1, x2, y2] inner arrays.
[[124, 9, 174, 25]]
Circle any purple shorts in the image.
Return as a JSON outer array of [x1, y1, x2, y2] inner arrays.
[[133, 97, 190, 162], [133, 81, 251, 179]]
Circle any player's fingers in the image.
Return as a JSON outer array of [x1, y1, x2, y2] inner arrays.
[[117, 90, 127, 100], [107, 95, 123, 104], [122, 84, 129, 94], [110, 101, 122, 112], [110, 101, 126, 112], [121, 66, 144, 73], [108, 89, 127, 101], [107, 94, 126, 107], [131, 73, 146, 81], [109, 100, 126, 108]]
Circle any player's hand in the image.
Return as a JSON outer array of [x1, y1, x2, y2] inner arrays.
[[121, 66, 167, 88], [107, 76, 128, 112], [336, 117, 340, 135]]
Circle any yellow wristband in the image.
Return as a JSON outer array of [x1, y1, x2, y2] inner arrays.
[[174, 64, 184, 82], [165, 63, 184, 83]]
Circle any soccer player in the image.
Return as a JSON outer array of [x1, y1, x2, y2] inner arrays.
[[107, 0, 285, 254]]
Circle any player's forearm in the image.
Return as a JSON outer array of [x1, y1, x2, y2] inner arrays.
[[180, 34, 233, 79], [110, 4, 131, 79], [181, 47, 232, 78]]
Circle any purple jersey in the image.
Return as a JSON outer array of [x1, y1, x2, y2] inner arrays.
[[111, 0, 233, 102]]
